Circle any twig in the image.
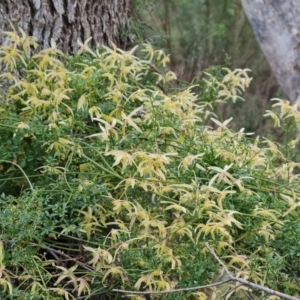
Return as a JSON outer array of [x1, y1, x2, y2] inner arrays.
[[292, 270, 300, 288], [218, 283, 243, 300], [259, 293, 270, 300], [45, 247, 60, 261], [243, 289, 257, 300], [47, 246, 93, 272], [35, 244, 94, 272], [205, 243, 234, 281], [291, 259, 300, 287], [205, 243, 300, 300]]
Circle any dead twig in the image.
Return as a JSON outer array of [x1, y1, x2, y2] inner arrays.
[[205, 242, 300, 300], [217, 282, 243, 300], [35, 244, 94, 272]]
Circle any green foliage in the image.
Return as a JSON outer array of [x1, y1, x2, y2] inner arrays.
[[0, 27, 300, 300], [133, 0, 154, 10], [134, 0, 281, 135]]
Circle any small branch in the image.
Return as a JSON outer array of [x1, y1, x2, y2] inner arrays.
[[205, 243, 232, 279], [36, 244, 94, 272], [205, 243, 300, 300], [45, 247, 60, 261], [218, 283, 243, 300], [292, 269, 300, 288], [242, 289, 256, 300], [290, 259, 300, 287]]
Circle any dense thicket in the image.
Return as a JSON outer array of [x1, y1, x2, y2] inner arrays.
[[1, 27, 300, 299]]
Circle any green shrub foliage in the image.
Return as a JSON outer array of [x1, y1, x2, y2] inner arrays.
[[0, 27, 300, 299]]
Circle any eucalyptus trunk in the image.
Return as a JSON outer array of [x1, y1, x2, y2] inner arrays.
[[241, 0, 300, 103], [0, 0, 131, 53]]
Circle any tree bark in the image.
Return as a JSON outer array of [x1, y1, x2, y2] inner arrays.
[[241, 0, 300, 103], [0, 0, 131, 53]]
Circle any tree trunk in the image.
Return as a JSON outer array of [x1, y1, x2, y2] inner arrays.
[[0, 0, 131, 53], [241, 0, 300, 103]]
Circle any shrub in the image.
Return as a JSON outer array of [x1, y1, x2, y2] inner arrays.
[[0, 27, 300, 299]]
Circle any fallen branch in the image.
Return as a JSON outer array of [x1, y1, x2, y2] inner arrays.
[[205, 243, 300, 300]]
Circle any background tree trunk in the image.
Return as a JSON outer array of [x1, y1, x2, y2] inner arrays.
[[0, 0, 131, 53], [241, 0, 300, 103]]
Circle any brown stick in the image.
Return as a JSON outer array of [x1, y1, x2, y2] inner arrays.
[[205, 243, 300, 300]]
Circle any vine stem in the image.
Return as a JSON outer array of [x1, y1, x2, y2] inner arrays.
[[0, 159, 34, 192]]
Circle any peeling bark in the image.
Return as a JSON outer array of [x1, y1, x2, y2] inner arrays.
[[0, 0, 131, 53], [241, 0, 300, 103]]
